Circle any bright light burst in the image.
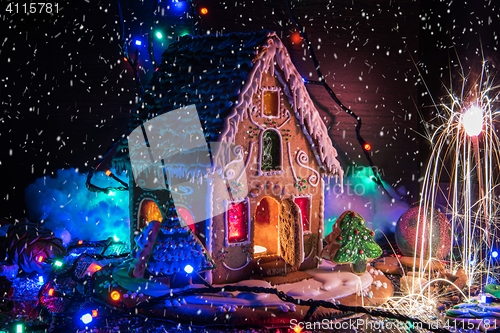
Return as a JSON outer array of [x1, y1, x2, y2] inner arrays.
[[461, 105, 484, 137]]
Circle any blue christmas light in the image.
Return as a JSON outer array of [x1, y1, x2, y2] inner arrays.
[[184, 264, 193, 274], [173, 0, 187, 10], [113, 235, 119, 242], [492, 251, 498, 258], [156, 31, 163, 39], [135, 40, 142, 46], [16, 324, 23, 333], [38, 276, 44, 284], [81, 313, 93, 324], [302, 77, 306, 83]]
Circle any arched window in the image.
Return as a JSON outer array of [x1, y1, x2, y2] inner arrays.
[[137, 199, 163, 231], [261, 130, 281, 171], [177, 206, 195, 233]]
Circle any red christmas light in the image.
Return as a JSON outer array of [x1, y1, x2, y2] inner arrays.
[[48, 288, 54, 296], [363, 143, 371, 151], [291, 31, 303, 44], [110, 291, 121, 301], [105, 170, 112, 176], [200, 7, 208, 15]]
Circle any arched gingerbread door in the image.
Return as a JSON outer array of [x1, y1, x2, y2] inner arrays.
[[254, 196, 280, 255], [137, 199, 163, 231], [254, 197, 304, 267]]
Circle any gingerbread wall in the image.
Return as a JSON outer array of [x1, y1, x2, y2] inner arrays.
[[209, 68, 333, 284]]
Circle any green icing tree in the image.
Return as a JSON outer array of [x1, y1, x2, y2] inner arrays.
[[333, 211, 382, 274]]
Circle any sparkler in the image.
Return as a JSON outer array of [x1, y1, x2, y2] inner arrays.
[[388, 53, 500, 318], [429, 59, 499, 290]]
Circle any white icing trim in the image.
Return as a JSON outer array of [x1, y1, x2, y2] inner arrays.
[[292, 194, 313, 233], [206, 179, 214, 284], [287, 141, 299, 184], [303, 242, 315, 261], [296, 150, 320, 187], [260, 87, 282, 118], [276, 110, 292, 129], [222, 258, 252, 271], [258, 128, 283, 176], [295, 201, 306, 264], [223, 197, 251, 247], [236, 142, 254, 183], [248, 111, 265, 131], [317, 178, 325, 264], [216, 32, 342, 180]]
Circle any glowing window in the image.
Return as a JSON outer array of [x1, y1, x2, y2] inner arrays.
[[226, 201, 249, 244], [261, 130, 281, 171], [262, 90, 279, 117], [294, 197, 310, 231], [138, 199, 163, 230], [177, 206, 195, 233]]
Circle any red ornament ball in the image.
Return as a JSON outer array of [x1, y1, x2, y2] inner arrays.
[[337, 236, 342, 241], [395, 206, 451, 259], [354, 230, 359, 235], [349, 212, 356, 217], [359, 250, 364, 254]]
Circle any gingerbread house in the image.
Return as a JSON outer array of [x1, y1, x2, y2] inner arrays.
[[112, 31, 343, 285]]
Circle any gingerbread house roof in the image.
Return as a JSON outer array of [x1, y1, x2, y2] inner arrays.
[[113, 31, 342, 181]]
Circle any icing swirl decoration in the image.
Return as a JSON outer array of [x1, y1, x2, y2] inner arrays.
[[222, 145, 244, 180], [296, 150, 320, 187], [169, 185, 194, 196]]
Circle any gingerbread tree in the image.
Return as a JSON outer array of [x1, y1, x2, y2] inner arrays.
[[136, 195, 215, 287], [146, 215, 215, 277], [333, 211, 382, 274]]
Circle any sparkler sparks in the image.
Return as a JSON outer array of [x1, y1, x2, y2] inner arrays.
[[406, 55, 500, 315]]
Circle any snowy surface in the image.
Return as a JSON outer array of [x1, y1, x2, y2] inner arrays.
[[184, 261, 372, 307]]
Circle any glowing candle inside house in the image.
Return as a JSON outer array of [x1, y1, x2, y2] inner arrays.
[[462, 105, 484, 137], [254, 245, 267, 255]]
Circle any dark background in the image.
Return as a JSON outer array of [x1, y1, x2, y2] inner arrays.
[[1, 0, 499, 221]]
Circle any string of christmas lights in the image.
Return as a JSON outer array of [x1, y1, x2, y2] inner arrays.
[[137, 285, 450, 333], [148, 0, 161, 70], [117, 0, 145, 93], [85, 138, 129, 193], [37, 247, 451, 333], [285, 0, 393, 198]]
